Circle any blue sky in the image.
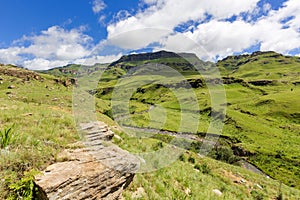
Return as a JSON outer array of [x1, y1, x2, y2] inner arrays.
[[0, 0, 299, 69]]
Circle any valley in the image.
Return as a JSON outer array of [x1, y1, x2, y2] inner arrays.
[[0, 50, 299, 199]]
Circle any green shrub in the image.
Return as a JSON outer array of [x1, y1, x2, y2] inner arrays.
[[200, 163, 211, 174], [188, 156, 195, 164], [194, 163, 211, 174], [209, 146, 240, 164], [7, 169, 40, 200], [178, 154, 186, 162], [194, 164, 201, 170], [152, 141, 163, 151], [103, 109, 114, 119]]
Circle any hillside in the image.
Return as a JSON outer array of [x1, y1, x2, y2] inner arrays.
[[0, 50, 299, 199], [90, 51, 300, 189]]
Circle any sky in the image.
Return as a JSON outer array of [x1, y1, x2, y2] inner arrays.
[[0, 0, 299, 70]]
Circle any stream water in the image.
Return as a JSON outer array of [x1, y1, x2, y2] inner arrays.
[[121, 124, 269, 177]]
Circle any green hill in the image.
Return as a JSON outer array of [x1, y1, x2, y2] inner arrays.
[[0, 50, 299, 199], [92, 50, 300, 189]]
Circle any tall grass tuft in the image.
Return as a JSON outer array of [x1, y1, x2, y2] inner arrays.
[[0, 127, 14, 149]]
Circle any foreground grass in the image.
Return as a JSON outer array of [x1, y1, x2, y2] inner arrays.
[[0, 72, 78, 198], [113, 130, 300, 199]]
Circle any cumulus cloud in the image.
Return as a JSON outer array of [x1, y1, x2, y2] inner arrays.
[[0, 47, 24, 65], [92, 0, 106, 14], [74, 53, 122, 65], [106, 0, 300, 59], [107, 0, 260, 37], [22, 59, 70, 70], [21, 26, 92, 60], [0, 26, 100, 69]]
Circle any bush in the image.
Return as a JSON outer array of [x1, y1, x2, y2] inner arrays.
[[7, 169, 40, 200], [103, 109, 114, 119], [209, 146, 240, 164], [194, 163, 211, 174], [152, 141, 163, 151], [200, 163, 211, 174], [188, 156, 195, 164], [194, 164, 201, 170], [178, 154, 186, 162]]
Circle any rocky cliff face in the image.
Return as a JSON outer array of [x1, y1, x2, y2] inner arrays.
[[35, 121, 139, 200], [109, 50, 197, 66]]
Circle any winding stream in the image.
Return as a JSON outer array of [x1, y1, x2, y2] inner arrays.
[[121, 124, 269, 178]]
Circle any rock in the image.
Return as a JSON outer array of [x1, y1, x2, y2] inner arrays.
[[35, 121, 140, 200], [8, 85, 16, 89], [21, 113, 33, 117], [114, 134, 122, 141], [0, 66, 42, 81], [131, 187, 145, 199], [255, 184, 263, 189], [212, 189, 222, 196], [248, 80, 275, 86], [35, 149, 134, 200], [184, 188, 191, 195], [239, 179, 247, 184]]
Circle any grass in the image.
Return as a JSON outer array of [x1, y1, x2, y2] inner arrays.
[[0, 127, 14, 149], [94, 51, 300, 190], [0, 70, 78, 198], [1, 51, 300, 199]]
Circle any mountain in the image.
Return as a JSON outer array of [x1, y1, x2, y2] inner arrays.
[[91, 50, 300, 189], [0, 51, 300, 199]]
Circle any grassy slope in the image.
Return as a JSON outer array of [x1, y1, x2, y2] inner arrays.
[[0, 65, 78, 198], [93, 51, 300, 192], [0, 51, 299, 199]]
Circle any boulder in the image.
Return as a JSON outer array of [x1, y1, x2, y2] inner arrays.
[[8, 85, 16, 89], [212, 189, 222, 196], [35, 121, 139, 200]]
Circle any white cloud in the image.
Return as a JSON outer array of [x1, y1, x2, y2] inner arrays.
[[160, 20, 258, 59], [106, 0, 260, 54], [0, 26, 111, 70], [74, 53, 122, 65], [98, 15, 106, 25], [107, 0, 260, 38], [107, 28, 170, 49], [22, 26, 92, 60], [22, 59, 70, 70], [263, 3, 272, 13], [92, 0, 106, 14], [106, 0, 300, 59], [0, 47, 23, 65]]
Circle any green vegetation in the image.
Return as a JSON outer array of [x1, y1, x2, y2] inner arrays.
[[94, 51, 300, 190], [0, 127, 14, 149], [0, 50, 300, 199], [0, 65, 78, 198]]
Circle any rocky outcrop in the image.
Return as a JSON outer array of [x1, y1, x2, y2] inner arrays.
[[35, 121, 139, 200], [110, 50, 193, 66], [248, 80, 276, 86], [0, 65, 42, 81], [53, 78, 78, 87]]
